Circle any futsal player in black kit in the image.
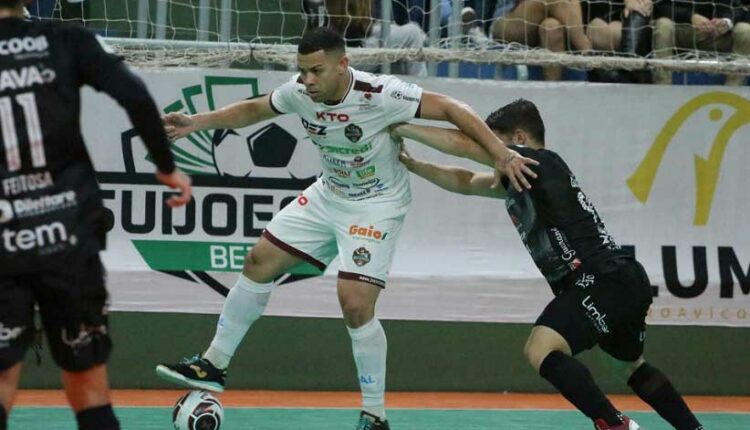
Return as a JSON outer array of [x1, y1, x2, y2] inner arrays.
[[0, 1, 192, 429], [391, 99, 705, 430]]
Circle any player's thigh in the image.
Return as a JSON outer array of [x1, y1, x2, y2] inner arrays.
[[534, 284, 600, 358], [34, 254, 112, 372], [0, 277, 36, 372], [259, 187, 339, 280], [491, 0, 545, 46]]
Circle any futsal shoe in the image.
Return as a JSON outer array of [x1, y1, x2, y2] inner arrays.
[[594, 416, 643, 429], [355, 411, 390, 430], [155, 354, 226, 392]]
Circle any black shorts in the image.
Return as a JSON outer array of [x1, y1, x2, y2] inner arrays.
[[0, 253, 112, 372], [535, 258, 653, 362]]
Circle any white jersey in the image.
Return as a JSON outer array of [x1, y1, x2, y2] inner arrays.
[[270, 68, 423, 203]]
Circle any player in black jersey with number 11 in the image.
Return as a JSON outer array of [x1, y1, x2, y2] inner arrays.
[[0, 1, 192, 429], [391, 99, 705, 430]]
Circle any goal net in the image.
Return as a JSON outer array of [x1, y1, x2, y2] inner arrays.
[[40, 0, 750, 76]]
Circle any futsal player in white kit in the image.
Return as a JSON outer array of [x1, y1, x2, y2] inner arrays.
[[156, 27, 537, 430]]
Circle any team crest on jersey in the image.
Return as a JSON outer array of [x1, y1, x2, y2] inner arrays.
[[345, 124, 363, 143], [352, 247, 371, 266]]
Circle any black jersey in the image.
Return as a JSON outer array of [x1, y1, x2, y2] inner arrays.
[[503, 145, 629, 294], [0, 18, 174, 273]]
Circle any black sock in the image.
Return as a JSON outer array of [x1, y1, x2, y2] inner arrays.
[[539, 351, 622, 426], [628, 363, 704, 430], [76, 404, 120, 430], [0, 405, 6, 430]]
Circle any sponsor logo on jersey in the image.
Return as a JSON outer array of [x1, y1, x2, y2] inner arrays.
[[321, 153, 348, 167], [332, 168, 351, 178], [0, 323, 25, 348], [2, 172, 54, 196], [575, 273, 596, 289], [350, 156, 367, 168], [355, 166, 375, 179], [344, 124, 363, 142], [389, 90, 420, 103], [0, 36, 48, 56], [315, 112, 350, 122], [0, 191, 77, 223], [0, 66, 56, 91], [2, 221, 70, 253], [301, 118, 327, 136], [352, 246, 371, 267], [349, 224, 388, 241], [319, 142, 372, 155], [353, 178, 381, 190]]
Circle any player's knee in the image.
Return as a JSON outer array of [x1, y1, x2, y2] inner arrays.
[[523, 337, 549, 371], [653, 18, 676, 44], [341, 301, 374, 328], [48, 325, 112, 372], [732, 23, 750, 51], [539, 18, 564, 41]]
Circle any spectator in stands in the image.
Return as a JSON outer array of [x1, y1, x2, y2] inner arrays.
[[652, 0, 750, 84], [393, 0, 452, 31], [324, 0, 429, 76], [490, 0, 593, 80], [585, 0, 655, 83]]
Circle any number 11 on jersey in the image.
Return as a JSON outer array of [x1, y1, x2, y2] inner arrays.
[[0, 92, 46, 172]]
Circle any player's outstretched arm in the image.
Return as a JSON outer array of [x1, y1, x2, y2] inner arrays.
[[399, 146, 506, 199], [391, 123, 494, 167], [417, 91, 538, 192], [164, 95, 279, 142]]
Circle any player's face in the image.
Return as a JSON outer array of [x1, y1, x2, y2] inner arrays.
[[297, 50, 347, 103]]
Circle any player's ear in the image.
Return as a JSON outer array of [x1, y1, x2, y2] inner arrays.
[[337, 54, 349, 74], [513, 128, 526, 145]]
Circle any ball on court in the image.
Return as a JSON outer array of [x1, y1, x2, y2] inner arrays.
[[172, 390, 224, 430]]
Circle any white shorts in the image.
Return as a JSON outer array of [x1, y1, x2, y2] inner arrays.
[[262, 181, 409, 288]]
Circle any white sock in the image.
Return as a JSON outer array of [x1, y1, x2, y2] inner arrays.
[[203, 274, 273, 369], [347, 318, 387, 420]]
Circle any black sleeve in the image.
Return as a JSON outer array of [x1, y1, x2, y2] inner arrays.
[[72, 27, 175, 173]]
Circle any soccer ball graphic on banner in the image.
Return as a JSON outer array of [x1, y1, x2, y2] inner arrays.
[[172, 390, 224, 430], [211, 122, 318, 179]]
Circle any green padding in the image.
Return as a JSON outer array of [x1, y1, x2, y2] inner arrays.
[[19, 313, 750, 395], [9, 408, 750, 430]]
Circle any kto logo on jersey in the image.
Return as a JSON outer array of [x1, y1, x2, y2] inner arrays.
[[106, 75, 323, 297], [627, 91, 750, 226], [349, 225, 388, 241], [316, 112, 350, 122]]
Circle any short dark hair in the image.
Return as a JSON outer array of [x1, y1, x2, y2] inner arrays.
[[485, 99, 545, 145], [298, 27, 346, 55], [0, 0, 24, 8]]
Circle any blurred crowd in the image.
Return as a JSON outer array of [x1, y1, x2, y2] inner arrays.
[[306, 0, 750, 84]]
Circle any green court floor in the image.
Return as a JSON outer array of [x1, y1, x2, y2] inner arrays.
[[10, 407, 750, 429]]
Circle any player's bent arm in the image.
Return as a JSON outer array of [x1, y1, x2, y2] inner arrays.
[[392, 123, 494, 167], [417, 91, 511, 163], [192, 94, 279, 131], [403, 158, 506, 199]]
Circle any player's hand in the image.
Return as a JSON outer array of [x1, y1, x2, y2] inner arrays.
[[155, 168, 193, 208], [624, 0, 652, 17], [163, 112, 197, 142], [398, 144, 415, 169], [493, 150, 539, 192], [710, 18, 732, 36]]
